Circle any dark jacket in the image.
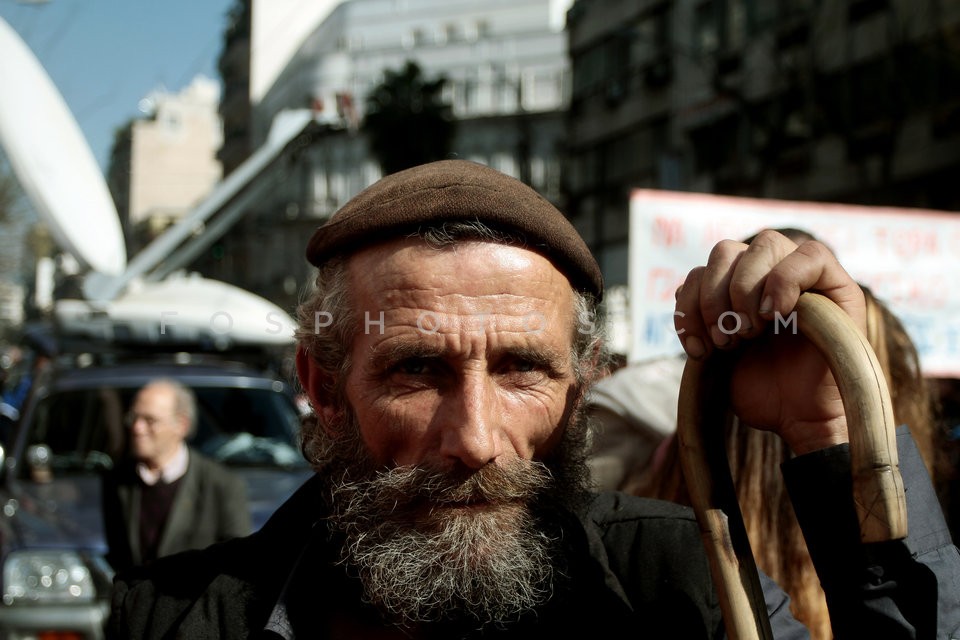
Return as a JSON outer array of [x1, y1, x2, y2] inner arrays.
[[109, 428, 960, 638], [102, 448, 251, 573]]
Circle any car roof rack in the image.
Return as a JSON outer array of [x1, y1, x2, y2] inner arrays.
[[15, 320, 293, 376]]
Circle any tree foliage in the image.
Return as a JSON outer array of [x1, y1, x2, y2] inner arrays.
[[0, 163, 18, 226], [0, 156, 29, 287], [362, 61, 455, 175]]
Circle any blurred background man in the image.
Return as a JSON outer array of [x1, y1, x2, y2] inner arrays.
[[101, 377, 250, 573]]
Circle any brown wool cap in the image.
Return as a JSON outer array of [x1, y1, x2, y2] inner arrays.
[[305, 159, 603, 299]]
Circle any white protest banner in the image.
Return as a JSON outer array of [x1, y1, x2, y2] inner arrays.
[[628, 189, 960, 377]]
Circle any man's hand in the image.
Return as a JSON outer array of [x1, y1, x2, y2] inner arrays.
[[673, 230, 867, 454]]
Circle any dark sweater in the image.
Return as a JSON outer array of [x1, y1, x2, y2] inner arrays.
[[137, 476, 183, 565]]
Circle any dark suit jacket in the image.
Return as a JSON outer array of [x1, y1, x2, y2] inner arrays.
[[101, 448, 251, 573]]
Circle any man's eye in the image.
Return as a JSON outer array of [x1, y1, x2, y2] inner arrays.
[[511, 360, 537, 373], [500, 358, 551, 380], [394, 358, 434, 375]]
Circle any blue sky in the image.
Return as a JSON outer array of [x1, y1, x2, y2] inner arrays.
[[0, 0, 235, 172]]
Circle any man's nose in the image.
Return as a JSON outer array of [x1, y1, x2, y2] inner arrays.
[[438, 374, 503, 469]]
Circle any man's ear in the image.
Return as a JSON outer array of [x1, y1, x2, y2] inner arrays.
[[296, 348, 339, 431], [175, 415, 192, 441]]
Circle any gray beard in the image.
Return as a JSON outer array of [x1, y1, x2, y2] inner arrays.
[[306, 407, 591, 628]]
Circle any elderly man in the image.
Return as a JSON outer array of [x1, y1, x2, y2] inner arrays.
[[101, 378, 251, 573], [109, 161, 959, 638]]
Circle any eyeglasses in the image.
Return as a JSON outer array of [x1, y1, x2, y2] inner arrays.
[[124, 412, 174, 428]]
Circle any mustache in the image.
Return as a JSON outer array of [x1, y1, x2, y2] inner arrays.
[[332, 458, 554, 518]]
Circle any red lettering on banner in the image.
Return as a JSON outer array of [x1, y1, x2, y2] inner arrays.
[[647, 267, 685, 302], [653, 216, 685, 247], [897, 228, 938, 258], [862, 272, 949, 309], [874, 226, 939, 259]]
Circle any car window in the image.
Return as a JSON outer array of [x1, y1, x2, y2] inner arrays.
[[192, 387, 305, 467], [26, 382, 307, 475], [27, 386, 124, 473]]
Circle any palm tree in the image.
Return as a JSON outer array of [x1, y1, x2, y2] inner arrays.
[[362, 61, 455, 175]]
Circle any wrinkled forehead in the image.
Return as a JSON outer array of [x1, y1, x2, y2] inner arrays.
[[344, 238, 579, 339], [351, 235, 571, 284]]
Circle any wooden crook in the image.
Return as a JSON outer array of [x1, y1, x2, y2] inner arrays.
[[676, 292, 908, 640]]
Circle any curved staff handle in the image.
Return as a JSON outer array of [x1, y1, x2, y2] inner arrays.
[[676, 291, 908, 640]]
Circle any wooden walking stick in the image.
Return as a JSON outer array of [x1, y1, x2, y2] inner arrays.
[[676, 292, 908, 640]]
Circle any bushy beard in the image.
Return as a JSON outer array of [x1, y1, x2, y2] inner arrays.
[[305, 406, 591, 629]]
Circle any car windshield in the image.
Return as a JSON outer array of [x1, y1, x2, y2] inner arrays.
[[25, 383, 308, 474]]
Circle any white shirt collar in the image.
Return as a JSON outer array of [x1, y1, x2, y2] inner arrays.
[[137, 443, 189, 485]]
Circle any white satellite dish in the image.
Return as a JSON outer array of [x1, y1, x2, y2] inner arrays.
[[0, 17, 126, 276], [0, 16, 301, 347]]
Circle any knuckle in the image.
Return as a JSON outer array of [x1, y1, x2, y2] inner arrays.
[[678, 267, 704, 301], [707, 239, 745, 263], [751, 228, 784, 246], [798, 239, 835, 260], [763, 268, 790, 291]]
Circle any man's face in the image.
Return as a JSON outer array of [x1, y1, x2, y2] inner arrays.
[[300, 238, 589, 627], [126, 384, 188, 469], [341, 238, 581, 470]]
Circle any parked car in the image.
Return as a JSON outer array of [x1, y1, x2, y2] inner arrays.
[[0, 346, 313, 639]]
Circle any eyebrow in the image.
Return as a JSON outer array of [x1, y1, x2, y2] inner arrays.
[[369, 341, 447, 371], [499, 345, 569, 377], [369, 340, 569, 376]]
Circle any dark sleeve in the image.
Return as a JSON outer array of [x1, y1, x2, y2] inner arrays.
[[215, 464, 252, 540], [783, 426, 960, 639], [100, 469, 133, 574], [761, 570, 811, 639], [108, 550, 218, 640]]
